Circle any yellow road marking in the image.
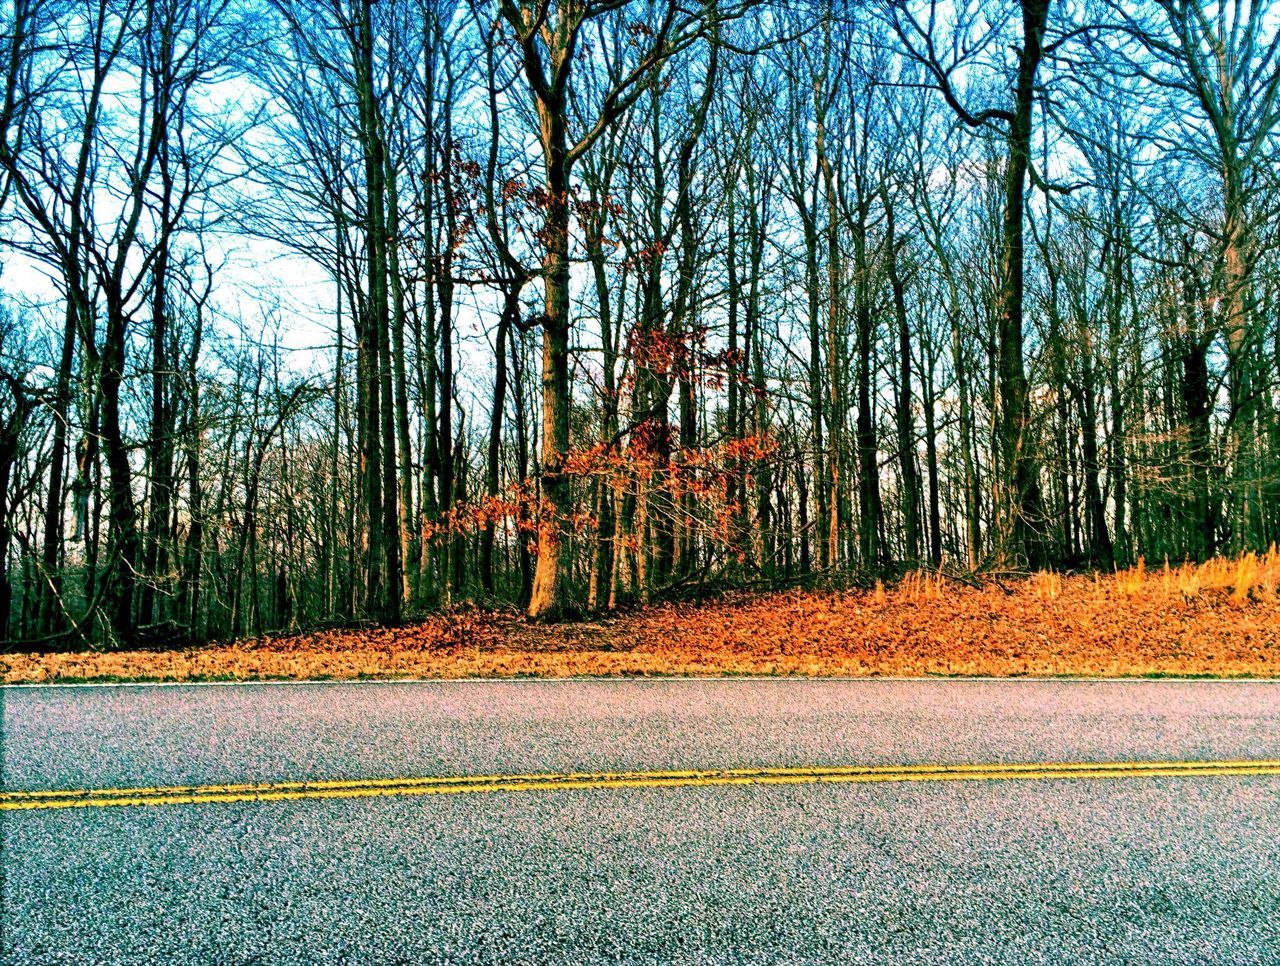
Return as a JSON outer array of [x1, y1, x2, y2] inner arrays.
[[3, 759, 1277, 812]]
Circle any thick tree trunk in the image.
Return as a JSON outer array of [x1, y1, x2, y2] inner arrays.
[[1222, 190, 1259, 551], [98, 301, 139, 644], [386, 162, 415, 605], [354, 0, 385, 620], [527, 97, 572, 618], [996, 0, 1050, 567], [366, 3, 402, 623], [585, 197, 618, 609]]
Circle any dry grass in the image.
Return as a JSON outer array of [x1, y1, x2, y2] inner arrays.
[[5, 551, 1280, 684]]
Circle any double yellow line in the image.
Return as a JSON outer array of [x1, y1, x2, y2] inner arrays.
[[4, 759, 1278, 812]]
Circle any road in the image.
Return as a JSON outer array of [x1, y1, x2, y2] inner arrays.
[[3, 679, 1279, 964]]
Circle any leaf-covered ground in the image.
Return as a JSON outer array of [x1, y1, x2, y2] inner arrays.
[[5, 557, 1279, 683]]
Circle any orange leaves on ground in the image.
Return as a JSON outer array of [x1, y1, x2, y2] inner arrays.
[[6, 554, 1278, 684]]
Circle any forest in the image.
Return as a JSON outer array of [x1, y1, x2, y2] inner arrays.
[[1, 0, 1279, 647]]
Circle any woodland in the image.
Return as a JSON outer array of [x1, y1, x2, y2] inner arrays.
[[2, 0, 1279, 648]]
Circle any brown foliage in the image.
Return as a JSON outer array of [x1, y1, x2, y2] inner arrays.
[[5, 554, 1278, 683]]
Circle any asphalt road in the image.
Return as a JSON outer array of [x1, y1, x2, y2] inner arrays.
[[3, 679, 1279, 964]]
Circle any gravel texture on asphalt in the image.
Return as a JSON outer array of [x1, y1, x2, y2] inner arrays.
[[3, 679, 1279, 964]]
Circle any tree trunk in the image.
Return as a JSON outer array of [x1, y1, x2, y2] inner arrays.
[[38, 296, 79, 633], [852, 204, 880, 567], [0, 378, 30, 639], [527, 87, 573, 618], [996, 0, 1050, 567], [886, 198, 921, 563], [98, 299, 139, 644]]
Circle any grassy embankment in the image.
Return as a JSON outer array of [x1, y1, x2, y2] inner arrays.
[[4, 552, 1279, 683]]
